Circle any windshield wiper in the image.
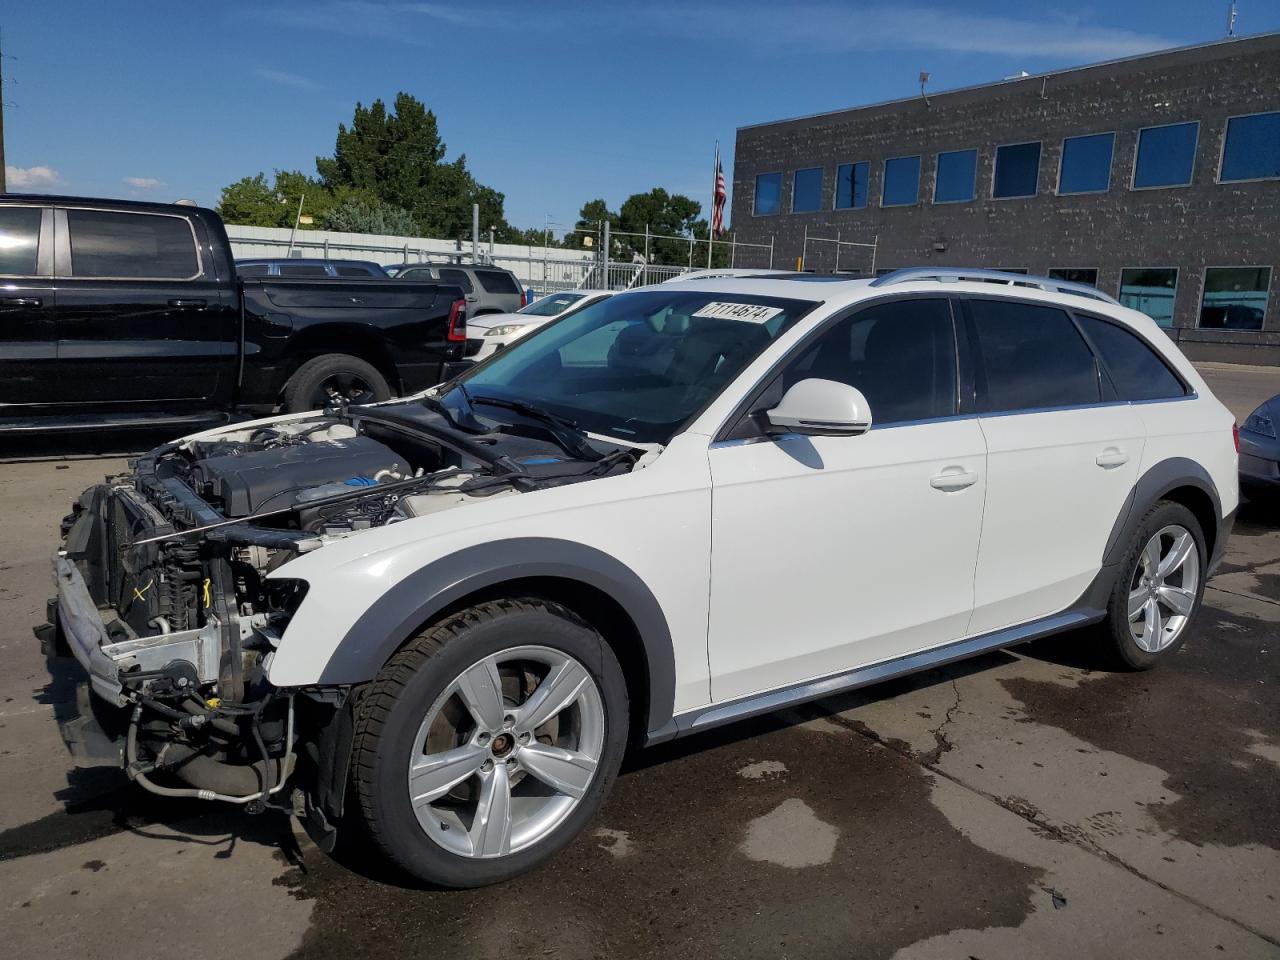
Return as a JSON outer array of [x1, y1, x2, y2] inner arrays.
[[469, 394, 603, 461], [419, 392, 483, 433]]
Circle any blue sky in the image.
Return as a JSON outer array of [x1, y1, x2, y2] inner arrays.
[[4, 2, 1277, 231]]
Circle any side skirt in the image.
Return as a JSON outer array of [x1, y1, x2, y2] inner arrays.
[[666, 608, 1104, 739]]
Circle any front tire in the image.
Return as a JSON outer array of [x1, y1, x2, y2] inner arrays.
[[349, 599, 629, 887], [1099, 500, 1206, 670]]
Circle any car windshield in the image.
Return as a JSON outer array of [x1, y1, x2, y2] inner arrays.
[[518, 292, 586, 317], [442, 289, 816, 444]]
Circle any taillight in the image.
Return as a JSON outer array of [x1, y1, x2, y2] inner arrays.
[[446, 298, 466, 342], [1232, 423, 1240, 453], [520, 289, 528, 308]]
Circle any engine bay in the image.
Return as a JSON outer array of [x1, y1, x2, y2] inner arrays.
[[56, 399, 642, 809]]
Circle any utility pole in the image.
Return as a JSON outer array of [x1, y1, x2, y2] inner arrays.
[[471, 203, 479, 262], [1, 29, 7, 194], [287, 194, 305, 256]]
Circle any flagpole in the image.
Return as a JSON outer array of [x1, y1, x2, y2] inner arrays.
[[707, 142, 717, 269]]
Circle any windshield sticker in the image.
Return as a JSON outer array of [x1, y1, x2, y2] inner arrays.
[[691, 301, 785, 324]]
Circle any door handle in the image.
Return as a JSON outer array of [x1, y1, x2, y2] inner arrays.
[[1095, 447, 1129, 469], [0, 297, 42, 307], [168, 298, 207, 309], [930, 467, 978, 491]]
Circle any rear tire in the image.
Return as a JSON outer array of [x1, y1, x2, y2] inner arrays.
[[1099, 500, 1206, 670], [282, 353, 391, 413], [349, 599, 629, 888]]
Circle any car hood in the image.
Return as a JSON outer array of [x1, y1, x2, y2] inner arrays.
[[467, 312, 528, 332]]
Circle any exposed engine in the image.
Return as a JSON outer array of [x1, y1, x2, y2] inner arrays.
[[55, 402, 639, 811]]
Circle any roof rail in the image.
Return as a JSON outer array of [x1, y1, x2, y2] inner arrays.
[[869, 267, 1119, 305]]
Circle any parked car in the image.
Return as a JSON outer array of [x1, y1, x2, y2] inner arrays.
[[0, 196, 467, 432], [1239, 394, 1280, 499], [236, 258, 389, 279], [388, 262, 526, 316], [49, 268, 1236, 888], [464, 289, 613, 361]]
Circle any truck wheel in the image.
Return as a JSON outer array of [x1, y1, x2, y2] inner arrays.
[[349, 599, 629, 888], [283, 354, 391, 412]]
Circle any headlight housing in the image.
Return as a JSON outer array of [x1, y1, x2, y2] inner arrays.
[[485, 324, 525, 338], [1244, 410, 1276, 439]]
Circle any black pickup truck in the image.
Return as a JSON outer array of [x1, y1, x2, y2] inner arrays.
[[0, 195, 466, 433]]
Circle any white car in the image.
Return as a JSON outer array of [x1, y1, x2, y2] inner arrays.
[[53, 268, 1237, 888], [464, 289, 613, 361]]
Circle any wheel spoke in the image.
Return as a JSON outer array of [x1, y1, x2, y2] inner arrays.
[[1142, 537, 1162, 576], [1127, 587, 1148, 621], [1140, 597, 1162, 651], [1158, 532, 1194, 579], [469, 762, 513, 857], [518, 742, 598, 799], [409, 744, 488, 806], [516, 659, 590, 733], [454, 657, 506, 731], [1159, 584, 1195, 617]]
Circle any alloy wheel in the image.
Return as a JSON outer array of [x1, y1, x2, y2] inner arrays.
[[1127, 523, 1200, 653], [315, 372, 376, 406], [407, 645, 605, 859]]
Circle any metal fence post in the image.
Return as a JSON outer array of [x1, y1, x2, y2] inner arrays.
[[644, 224, 650, 285], [834, 231, 840, 274], [769, 236, 775, 269], [472, 204, 480, 262], [323, 238, 330, 261]]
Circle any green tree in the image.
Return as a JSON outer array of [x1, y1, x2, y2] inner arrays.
[[323, 196, 420, 235], [316, 92, 507, 239], [217, 169, 333, 229], [562, 198, 617, 251]]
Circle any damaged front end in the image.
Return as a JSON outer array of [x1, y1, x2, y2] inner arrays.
[[48, 401, 639, 818]]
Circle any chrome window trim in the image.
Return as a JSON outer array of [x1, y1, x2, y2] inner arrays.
[[932, 147, 979, 204], [990, 139, 1042, 200], [1130, 120, 1199, 191], [1055, 131, 1116, 196], [54, 205, 205, 281], [1216, 110, 1280, 185]]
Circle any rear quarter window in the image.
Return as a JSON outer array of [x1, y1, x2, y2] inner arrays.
[[1076, 315, 1187, 401], [475, 269, 520, 294]]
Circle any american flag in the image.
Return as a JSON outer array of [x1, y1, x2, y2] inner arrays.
[[711, 144, 727, 238]]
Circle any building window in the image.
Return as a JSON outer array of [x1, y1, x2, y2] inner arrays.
[[1119, 268, 1178, 328], [1048, 268, 1099, 286], [792, 168, 823, 213], [882, 156, 921, 206], [1220, 112, 1280, 182], [993, 142, 1041, 198], [754, 172, 782, 216], [835, 161, 869, 209], [1133, 122, 1198, 188], [1058, 132, 1115, 194], [1199, 267, 1271, 330], [934, 149, 977, 203]]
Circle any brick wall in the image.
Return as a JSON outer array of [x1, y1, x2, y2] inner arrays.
[[731, 34, 1280, 364]]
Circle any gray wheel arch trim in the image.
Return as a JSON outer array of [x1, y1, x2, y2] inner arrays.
[[1102, 457, 1223, 567], [317, 537, 678, 742]]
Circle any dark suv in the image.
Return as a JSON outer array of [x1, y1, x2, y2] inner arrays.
[[388, 263, 525, 316]]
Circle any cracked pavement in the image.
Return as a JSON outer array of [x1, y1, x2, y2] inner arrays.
[[2, 364, 1278, 959]]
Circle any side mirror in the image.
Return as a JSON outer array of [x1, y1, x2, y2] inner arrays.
[[765, 378, 873, 436]]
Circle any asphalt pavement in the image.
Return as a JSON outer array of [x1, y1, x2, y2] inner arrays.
[[1, 363, 1277, 960]]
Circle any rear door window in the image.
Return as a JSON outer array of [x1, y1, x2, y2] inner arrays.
[[335, 265, 377, 278], [1076, 315, 1186, 401], [966, 299, 1100, 412], [66, 209, 200, 279], [475, 269, 520, 294], [437, 268, 474, 293], [0, 206, 43, 276]]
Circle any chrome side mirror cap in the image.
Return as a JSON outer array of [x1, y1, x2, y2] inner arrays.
[[765, 378, 873, 437]]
